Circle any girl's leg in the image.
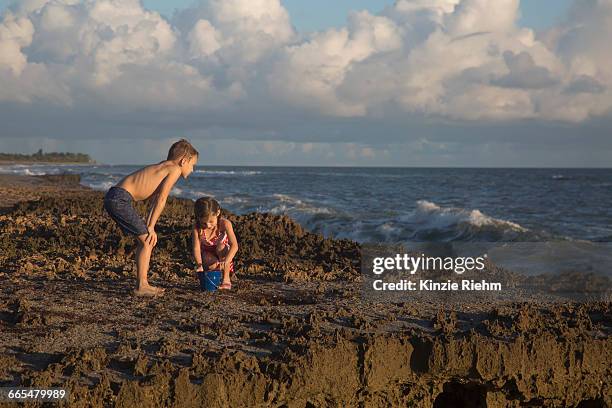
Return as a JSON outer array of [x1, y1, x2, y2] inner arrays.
[[203, 250, 230, 289], [203, 251, 219, 270], [215, 244, 229, 261], [215, 242, 229, 259], [215, 244, 231, 284]]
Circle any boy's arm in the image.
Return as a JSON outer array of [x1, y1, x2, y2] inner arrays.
[[147, 167, 181, 231], [146, 188, 160, 226], [192, 228, 203, 272]]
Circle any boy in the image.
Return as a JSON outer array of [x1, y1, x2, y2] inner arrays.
[[104, 139, 198, 296]]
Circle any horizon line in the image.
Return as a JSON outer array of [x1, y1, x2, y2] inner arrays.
[[57, 163, 612, 169]]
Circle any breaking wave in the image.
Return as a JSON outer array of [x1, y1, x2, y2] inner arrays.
[[325, 200, 543, 243]]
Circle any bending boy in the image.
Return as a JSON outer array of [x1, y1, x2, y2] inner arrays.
[[104, 139, 198, 296]]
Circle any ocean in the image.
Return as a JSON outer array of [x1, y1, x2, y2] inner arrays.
[[2, 164, 611, 244]]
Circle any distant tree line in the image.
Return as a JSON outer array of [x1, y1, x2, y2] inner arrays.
[[0, 149, 93, 163]]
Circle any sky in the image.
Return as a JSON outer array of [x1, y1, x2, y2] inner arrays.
[[0, 0, 610, 166], [0, 0, 575, 32]]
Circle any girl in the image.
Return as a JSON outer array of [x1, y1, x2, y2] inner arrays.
[[193, 197, 239, 290]]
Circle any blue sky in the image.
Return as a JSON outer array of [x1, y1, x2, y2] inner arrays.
[[0, 0, 573, 31], [145, 0, 573, 30]]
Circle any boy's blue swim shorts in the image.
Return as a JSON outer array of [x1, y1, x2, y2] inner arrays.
[[103, 187, 148, 236]]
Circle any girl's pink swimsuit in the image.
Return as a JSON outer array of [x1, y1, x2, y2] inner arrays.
[[200, 227, 234, 273]]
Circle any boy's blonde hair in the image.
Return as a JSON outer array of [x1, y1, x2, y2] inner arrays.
[[168, 139, 199, 161]]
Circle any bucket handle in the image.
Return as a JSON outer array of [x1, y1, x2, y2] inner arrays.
[[205, 273, 220, 289]]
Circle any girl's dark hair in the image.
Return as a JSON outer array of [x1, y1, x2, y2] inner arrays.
[[194, 197, 221, 229]]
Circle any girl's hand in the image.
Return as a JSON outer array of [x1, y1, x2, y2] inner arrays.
[[194, 263, 204, 280]]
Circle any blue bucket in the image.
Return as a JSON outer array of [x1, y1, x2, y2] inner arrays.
[[198, 270, 222, 291]]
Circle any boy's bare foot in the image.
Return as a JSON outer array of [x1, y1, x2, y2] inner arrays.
[[133, 285, 165, 297]]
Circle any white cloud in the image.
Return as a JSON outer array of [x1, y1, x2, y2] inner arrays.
[[268, 11, 403, 116], [446, 0, 520, 34], [0, 13, 34, 75], [0, 0, 610, 133], [184, 0, 294, 67], [538, 0, 612, 121], [188, 19, 222, 58], [492, 51, 559, 89]]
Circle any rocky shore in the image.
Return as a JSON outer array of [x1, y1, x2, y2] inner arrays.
[[0, 175, 609, 407]]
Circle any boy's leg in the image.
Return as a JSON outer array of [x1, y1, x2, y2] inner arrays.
[[104, 188, 162, 295], [133, 234, 165, 296]]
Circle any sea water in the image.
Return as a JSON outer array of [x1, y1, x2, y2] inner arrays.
[[2, 164, 611, 244]]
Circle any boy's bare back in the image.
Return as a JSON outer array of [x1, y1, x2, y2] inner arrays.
[[117, 161, 181, 202]]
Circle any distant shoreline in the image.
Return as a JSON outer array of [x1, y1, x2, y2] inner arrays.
[[0, 161, 96, 165]]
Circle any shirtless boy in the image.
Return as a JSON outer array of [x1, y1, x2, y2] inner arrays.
[[103, 139, 198, 296]]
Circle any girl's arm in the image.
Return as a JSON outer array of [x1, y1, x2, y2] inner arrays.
[[192, 227, 204, 272], [221, 219, 239, 265]]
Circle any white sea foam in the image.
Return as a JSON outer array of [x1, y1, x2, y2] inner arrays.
[[325, 201, 533, 243], [269, 203, 333, 216], [280, 170, 409, 179], [269, 194, 333, 215], [194, 170, 262, 176], [85, 181, 114, 191], [3, 163, 81, 176], [221, 196, 248, 204], [184, 190, 216, 199], [0, 165, 53, 176], [23, 168, 47, 176], [409, 200, 527, 232], [272, 193, 302, 204]]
